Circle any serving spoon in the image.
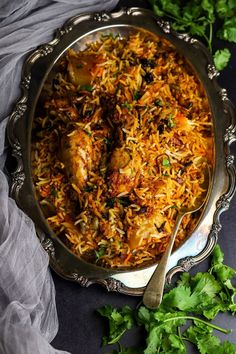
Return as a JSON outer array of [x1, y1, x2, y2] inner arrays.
[[143, 166, 210, 309]]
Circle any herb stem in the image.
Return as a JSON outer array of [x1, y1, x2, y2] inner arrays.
[[208, 22, 213, 53], [107, 329, 126, 344], [181, 336, 195, 344], [177, 326, 185, 347], [159, 11, 214, 53], [201, 30, 212, 52], [163, 316, 231, 334], [160, 12, 188, 25]]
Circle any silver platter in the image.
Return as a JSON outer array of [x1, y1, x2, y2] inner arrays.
[[7, 7, 236, 296]]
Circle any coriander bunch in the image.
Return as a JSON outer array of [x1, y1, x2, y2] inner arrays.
[[149, 0, 236, 70], [98, 245, 236, 353]]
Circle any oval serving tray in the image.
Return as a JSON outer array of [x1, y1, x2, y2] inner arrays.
[[7, 7, 236, 296]]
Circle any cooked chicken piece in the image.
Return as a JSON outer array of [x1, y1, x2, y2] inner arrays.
[[60, 129, 93, 190], [127, 210, 166, 249], [109, 148, 131, 170], [67, 49, 103, 87], [108, 148, 141, 197]]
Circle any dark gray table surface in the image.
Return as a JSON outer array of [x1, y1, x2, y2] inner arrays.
[[51, 1, 236, 353]]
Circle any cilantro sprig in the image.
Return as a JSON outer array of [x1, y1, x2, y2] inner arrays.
[[97, 245, 236, 353], [148, 0, 236, 71]]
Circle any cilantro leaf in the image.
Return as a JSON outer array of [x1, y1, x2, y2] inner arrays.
[[218, 17, 236, 43], [137, 308, 187, 354], [97, 305, 134, 345], [161, 284, 202, 312], [161, 272, 221, 314], [208, 244, 236, 315], [201, 0, 215, 22], [137, 305, 151, 330], [211, 244, 224, 265], [158, 0, 181, 18], [210, 244, 236, 288], [153, 311, 187, 331], [214, 48, 231, 70], [182, 2, 202, 22], [216, 0, 236, 18], [152, 3, 165, 17], [191, 272, 222, 299], [144, 324, 186, 354], [184, 321, 236, 354]]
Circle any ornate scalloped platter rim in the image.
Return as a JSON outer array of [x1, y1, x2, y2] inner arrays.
[[7, 7, 236, 295]]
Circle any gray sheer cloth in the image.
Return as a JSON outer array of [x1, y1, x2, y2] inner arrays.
[[0, 1, 119, 353]]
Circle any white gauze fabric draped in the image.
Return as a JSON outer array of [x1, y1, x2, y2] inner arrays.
[[0, 1, 119, 353]]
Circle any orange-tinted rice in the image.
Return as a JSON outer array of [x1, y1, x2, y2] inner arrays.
[[31, 30, 213, 268]]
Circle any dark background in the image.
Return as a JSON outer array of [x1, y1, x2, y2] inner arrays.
[[51, 0, 236, 353]]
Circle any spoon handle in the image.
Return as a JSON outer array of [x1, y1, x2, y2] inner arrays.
[[143, 212, 184, 309]]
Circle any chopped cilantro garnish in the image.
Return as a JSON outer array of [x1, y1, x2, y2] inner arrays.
[[106, 197, 115, 208], [155, 99, 163, 106], [170, 205, 178, 209], [78, 84, 94, 92], [117, 197, 131, 207], [101, 33, 120, 40], [106, 197, 131, 208], [51, 188, 57, 197], [122, 102, 131, 110], [95, 245, 106, 260], [162, 157, 171, 167], [167, 114, 176, 128], [84, 129, 92, 137], [133, 91, 141, 101], [104, 137, 113, 146], [83, 185, 94, 192]]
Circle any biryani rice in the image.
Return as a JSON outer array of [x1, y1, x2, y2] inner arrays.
[[31, 30, 213, 269]]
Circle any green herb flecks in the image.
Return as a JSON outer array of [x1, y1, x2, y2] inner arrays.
[[50, 188, 58, 197], [168, 113, 176, 128], [83, 184, 95, 192], [104, 137, 113, 146], [78, 84, 94, 92], [106, 197, 131, 208], [117, 197, 131, 207], [122, 102, 131, 110], [106, 197, 116, 208], [84, 129, 93, 137], [95, 245, 107, 261], [162, 157, 171, 167], [133, 91, 141, 101], [154, 99, 163, 107], [101, 33, 120, 40]]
